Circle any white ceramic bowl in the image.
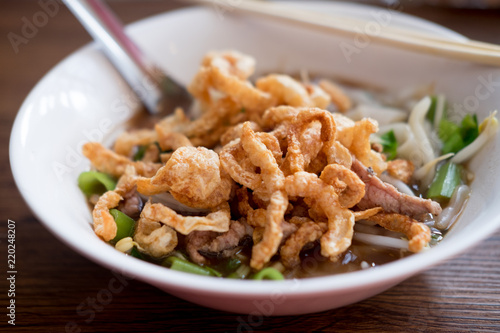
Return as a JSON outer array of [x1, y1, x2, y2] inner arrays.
[[10, 2, 500, 315]]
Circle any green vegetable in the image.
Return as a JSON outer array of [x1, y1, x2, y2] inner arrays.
[[130, 246, 144, 260], [109, 209, 136, 242], [226, 258, 242, 272], [133, 145, 148, 161], [439, 119, 464, 154], [204, 266, 222, 277], [427, 161, 462, 201], [460, 114, 479, 146], [163, 256, 221, 277], [227, 264, 251, 279], [379, 130, 398, 161], [251, 267, 284, 281], [438, 114, 479, 154], [78, 171, 116, 197]]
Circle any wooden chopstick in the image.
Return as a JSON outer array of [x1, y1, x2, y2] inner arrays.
[[188, 0, 500, 66]]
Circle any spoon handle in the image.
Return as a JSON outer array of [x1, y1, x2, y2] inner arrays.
[[63, 0, 183, 114]]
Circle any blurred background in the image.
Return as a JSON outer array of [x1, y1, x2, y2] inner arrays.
[[358, 0, 500, 8]]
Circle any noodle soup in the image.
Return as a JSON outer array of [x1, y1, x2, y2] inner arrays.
[[78, 50, 498, 280]]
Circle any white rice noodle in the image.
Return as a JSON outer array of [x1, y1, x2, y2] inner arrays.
[[451, 112, 499, 164], [435, 185, 470, 230], [413, 153, 454, 190], [425, 119, 443, 153], [380, 173, 415, 196], [408, 97, 436, 167], [346, 104, 407, 126], [433, 94, 446, 131], [354, 232, 409, 250]]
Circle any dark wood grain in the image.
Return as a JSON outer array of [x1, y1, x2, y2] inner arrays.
[[1, 1, 500, 332]]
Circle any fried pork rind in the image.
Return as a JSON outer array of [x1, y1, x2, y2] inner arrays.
[[92, 165, 139, 241], [367, 213, 431, 252], [305, 84, 331, 110], [182, 97, 241, 148], [93, 191, 122, 241], [353, 207, 383, 221], [318, 79, 352, 112], [221, 121, 262, 146], [320, 164, 365, 208], [113, 129, 157, 157], [136, 146, 232, 209], [261, 105, 300, 129], [281, 108, 336, 175], [386, 159, 415, 184], [256, 75, 314, 108], [331, 114, 387, 175], [134, 216, 178, 258], [83, 49, 442, 277], [220, 140, 262, 190], [280, 221, 328, 268], [188, 51, 272, 113], [83, 142, 161, 178], [141, 201, 231, 235], [237, 122, 289, 269], [284, 171, 355, 261], [202, 50, 256, 80]]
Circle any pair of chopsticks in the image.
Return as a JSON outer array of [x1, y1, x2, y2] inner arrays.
[[188, 0, 500, 66]]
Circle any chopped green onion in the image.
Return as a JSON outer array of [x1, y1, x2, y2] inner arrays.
[[379, 130, 398, 161], [109, 209, 136, 242], [163, 256, 221, 277], [439, 119, 464, 154], [427, 161, 463, 201], [205, 266, 222, 277], [438, 114, 479, 154], [460, 114, 479, 147], [226, 258, 242, 272], [228, 264, 251, 279], [133, 145, 148, 161], [130, 246, 144, 260], [78, 171, 116, 197], [251, 267, 284, 281]]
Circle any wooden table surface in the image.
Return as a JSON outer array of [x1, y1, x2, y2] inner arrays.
[[1, 1, 500, 332]]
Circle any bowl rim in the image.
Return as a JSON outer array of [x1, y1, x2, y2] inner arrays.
[[9, 1, 500, 298]]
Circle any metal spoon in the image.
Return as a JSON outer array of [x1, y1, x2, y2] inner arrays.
[[62, 0, 192, 114]]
